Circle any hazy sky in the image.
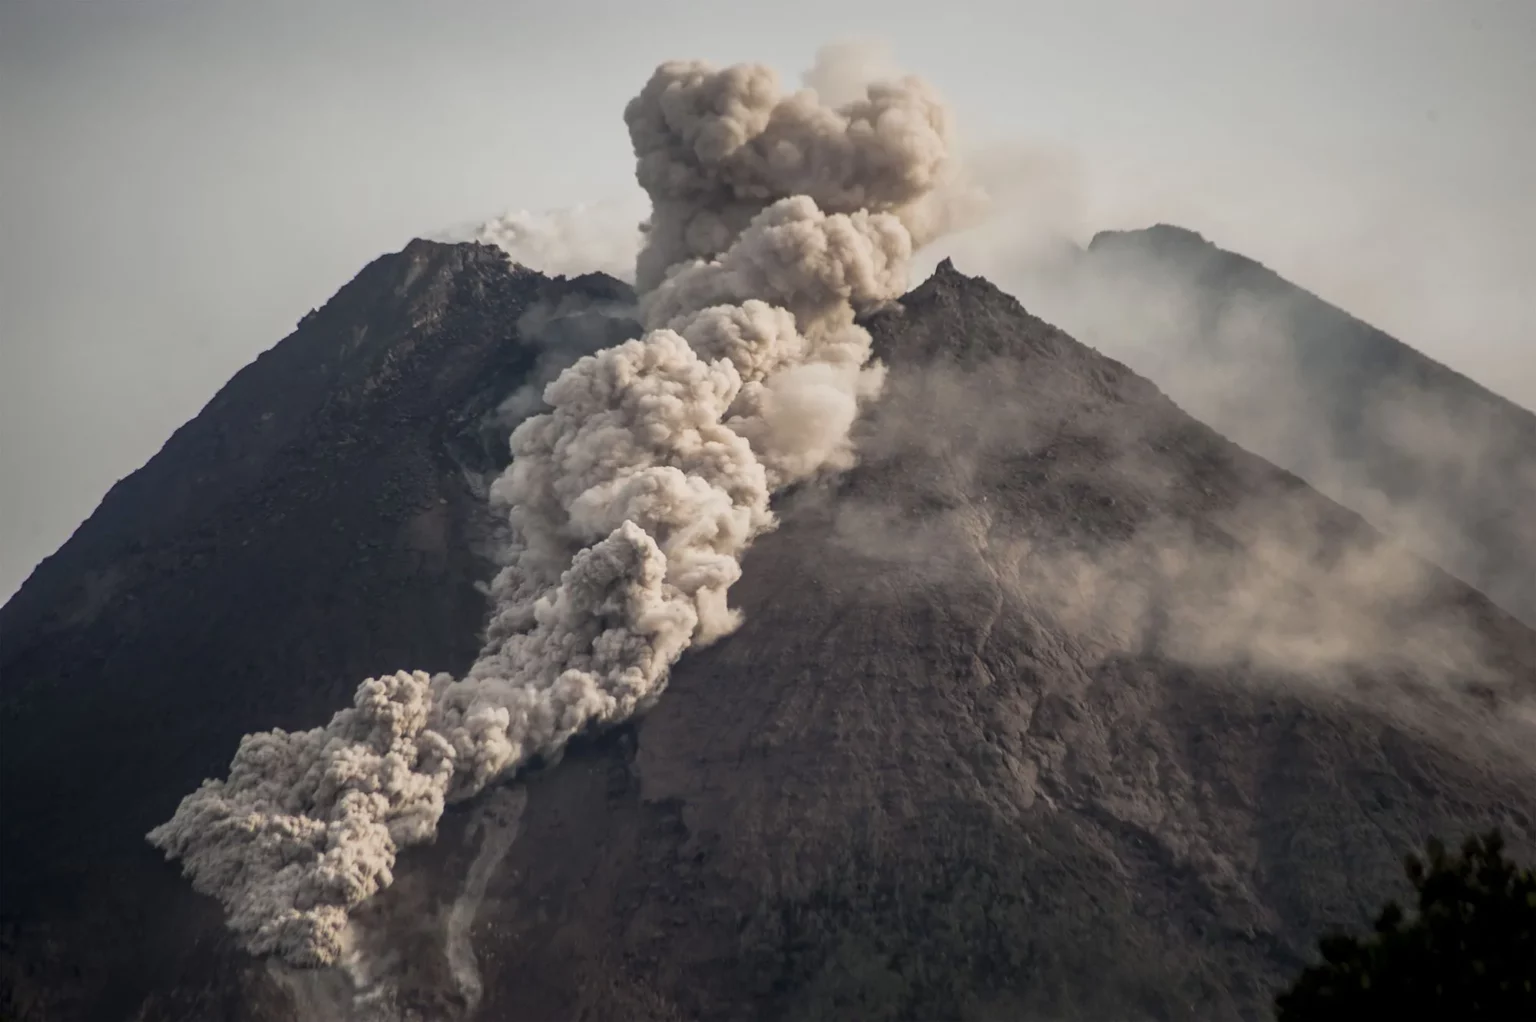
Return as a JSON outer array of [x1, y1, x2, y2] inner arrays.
[[2, 0, 1532, 601]]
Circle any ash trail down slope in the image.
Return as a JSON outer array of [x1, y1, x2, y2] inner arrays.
[[0, 242, 637, 1022], [2, 247, 1534, 1022], [1028, 224, 1536, 626], [142, 58, 962, 968], [439, 261, 1536, 1022], [300, 259, 1536, 1022]]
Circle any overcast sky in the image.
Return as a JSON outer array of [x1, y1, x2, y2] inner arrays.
[[2, 0, 1532, 601]]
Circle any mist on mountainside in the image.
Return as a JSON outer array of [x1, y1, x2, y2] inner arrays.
[[453, 140, 1536, 640], [835, 334, 1536, 737], [966, 227, 1536, 629]]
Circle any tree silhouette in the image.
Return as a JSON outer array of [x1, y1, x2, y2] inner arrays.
[[1275, 829, 1535, 1021]]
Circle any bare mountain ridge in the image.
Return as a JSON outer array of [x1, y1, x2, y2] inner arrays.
[[2, 242, 1533, 1022], [0, 240, 629, 1020], [1045, 223, 1536, 626]]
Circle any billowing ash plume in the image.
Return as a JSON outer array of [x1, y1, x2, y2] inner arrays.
[[627, 58, 955, 292], [494, 294, 640, 429], [465, 201, 642, 281], [147, 54, 961, 967]]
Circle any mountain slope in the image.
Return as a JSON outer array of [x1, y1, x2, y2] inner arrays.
[[3, 246, 1533, 1022], [0, 241, 635, 1021], [1028, 224, 1536, 626]]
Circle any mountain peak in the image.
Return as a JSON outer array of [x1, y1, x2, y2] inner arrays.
[[4, 237, 1534, 1022], [897, 256, 1016, 313], [1089, 222, 1211, 252], [1066, 223, 1536, 625]]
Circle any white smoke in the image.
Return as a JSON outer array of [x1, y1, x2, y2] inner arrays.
[[459, 201, 643, 281], [801, 40, 905, 108], [148, 54, 962, 967], [625, 55, 966, 292], [493, 294, 639, 430]]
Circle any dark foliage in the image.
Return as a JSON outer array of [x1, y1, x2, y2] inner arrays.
[[1276, 830, 1536, 1020]]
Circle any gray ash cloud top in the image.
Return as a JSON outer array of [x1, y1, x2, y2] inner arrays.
[[145, 52, 964, 967]]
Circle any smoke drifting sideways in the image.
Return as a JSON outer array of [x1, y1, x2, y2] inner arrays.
[[147, 56, 965, 967], [465, 201, 642, 282], [494, 294, 641, 431]]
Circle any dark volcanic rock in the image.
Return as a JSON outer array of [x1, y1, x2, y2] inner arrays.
[[0, 241, 638, 1021], [1040, 224, 1536, 626], [2, 247, 1533, 1022]]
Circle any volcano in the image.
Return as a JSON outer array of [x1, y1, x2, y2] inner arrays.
[[2, 242, 1533, 1022], [1029, 224, 1536, 628]]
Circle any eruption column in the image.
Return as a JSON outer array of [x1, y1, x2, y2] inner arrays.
[[148, 55, 962, 967]]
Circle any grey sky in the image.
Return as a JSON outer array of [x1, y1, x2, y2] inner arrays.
[[2, 0, 1532, 601]]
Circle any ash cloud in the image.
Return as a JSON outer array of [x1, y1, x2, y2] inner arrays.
[[625, 52, 969, 293], [830, 351, 1536, 765], [1006, 236, 1536, 628], [267, 787, 528, 1021], [458, 201, 642, 282], [902, 125, 1536, 627], [801, 40, 904, 108], [494, 294, 640, 430], [149, 52, 963, 967]]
